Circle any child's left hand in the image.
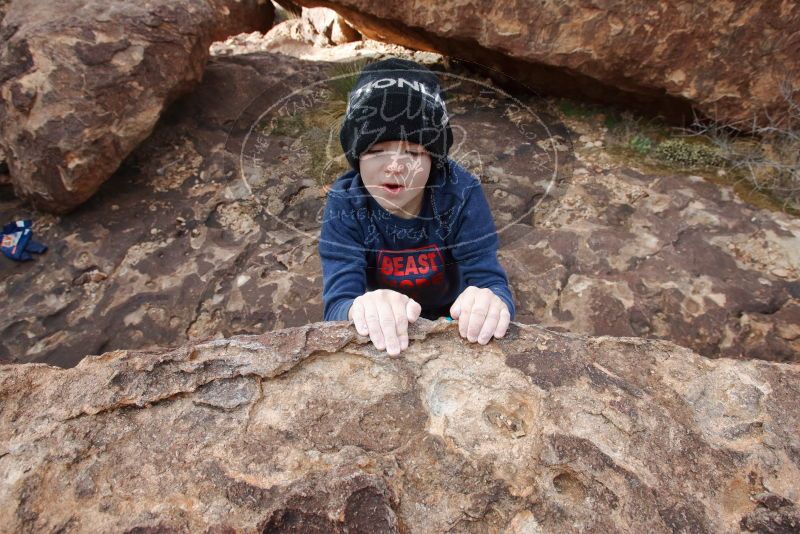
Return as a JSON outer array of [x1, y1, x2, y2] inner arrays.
[[449, 286, 511, 345]]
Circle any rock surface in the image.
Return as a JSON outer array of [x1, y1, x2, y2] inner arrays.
[[1, 48, 799, 367], [212, 7, 360, 58], [506, 122, 800, 363], [294, 0, 800, 127], [1, 319, 799, 532], [211, 29, 420, 63], [0, 51, 337, 367], [301, 6, 360, 46], [0, 0, 273, 214], [0, 49, 558, 367]]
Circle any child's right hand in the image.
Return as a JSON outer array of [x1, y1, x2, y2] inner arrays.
[[348, 289, 422, 356]]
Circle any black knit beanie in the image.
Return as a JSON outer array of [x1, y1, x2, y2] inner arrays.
[[339, 58, 453, 173]]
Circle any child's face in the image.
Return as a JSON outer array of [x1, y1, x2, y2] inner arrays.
[[359, 140, 432, 219]]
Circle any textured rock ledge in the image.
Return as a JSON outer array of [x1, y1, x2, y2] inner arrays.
[[1, 319, 799, 532]]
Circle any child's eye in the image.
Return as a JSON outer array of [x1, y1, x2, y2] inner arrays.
[[364, 148, 423, 156]]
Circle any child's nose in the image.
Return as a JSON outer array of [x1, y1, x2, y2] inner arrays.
[[386, 158, 405, 173]]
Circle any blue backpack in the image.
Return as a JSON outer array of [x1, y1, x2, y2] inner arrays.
[[1, 219, 48, 261]]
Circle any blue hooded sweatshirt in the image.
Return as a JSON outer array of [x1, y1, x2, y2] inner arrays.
[[318, 159, 515, 322]]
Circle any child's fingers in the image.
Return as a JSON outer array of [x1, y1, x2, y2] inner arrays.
[[397, 298, 419, 351], [406, 299, 421, 322], [449, 297, 461, 319], [399, 331, 409, 351], [389, 296, 408, 337], [351, 300, 369, 336], [450, 302, 460, 319], [376, 299, 400, 355], [477, 300, 503, 344], [494, 307, 512, 339], [457, 290, 477, 339], [387, 297, 407, 355], [362, 300, 385, 350], [466, 290, 493, 342]]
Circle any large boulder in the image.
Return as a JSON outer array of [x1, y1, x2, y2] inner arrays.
[[0, 0, 273, 214], [294, 0, 800, 128], [1, 320, 799, 532]]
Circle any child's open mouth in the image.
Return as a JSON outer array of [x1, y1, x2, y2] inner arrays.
[[382, 183, 404, 195]]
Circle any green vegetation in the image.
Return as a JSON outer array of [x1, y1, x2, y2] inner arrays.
[[558, 100, 608, 120], [687, 89, 800, 215], [325, 58, 372, 109], [267, 113, 305, 138], [554, 95, 799, 215], [260, 59, 377, 186], [628, 135, 653, 155], [653, 139, 725, 167]]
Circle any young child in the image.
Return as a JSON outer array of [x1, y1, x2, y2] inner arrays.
[[318, 57, 515, 356]]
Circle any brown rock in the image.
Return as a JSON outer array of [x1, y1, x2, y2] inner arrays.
[[294, 0, 800, 127], [2, 49, 799, 367], [301, 7, 359, 46], [1, 320, 798, 532], [0, 0, 273, 214], [259, 7, 359, 51], [0, 51, 335, 367], [331, 13, 360, 45], [504, 154, 800, 362]]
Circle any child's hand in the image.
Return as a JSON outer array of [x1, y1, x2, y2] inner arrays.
[[348, 289, 422, 356], [450, 286, 511, 345]]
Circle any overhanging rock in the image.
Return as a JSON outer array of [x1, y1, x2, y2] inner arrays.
[[295, 0, 800, 128]]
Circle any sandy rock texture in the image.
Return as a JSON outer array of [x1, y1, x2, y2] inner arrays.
[[0, 0, 273, 214], [1, 319, 799, 532], [294, 0, 800, 127]]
